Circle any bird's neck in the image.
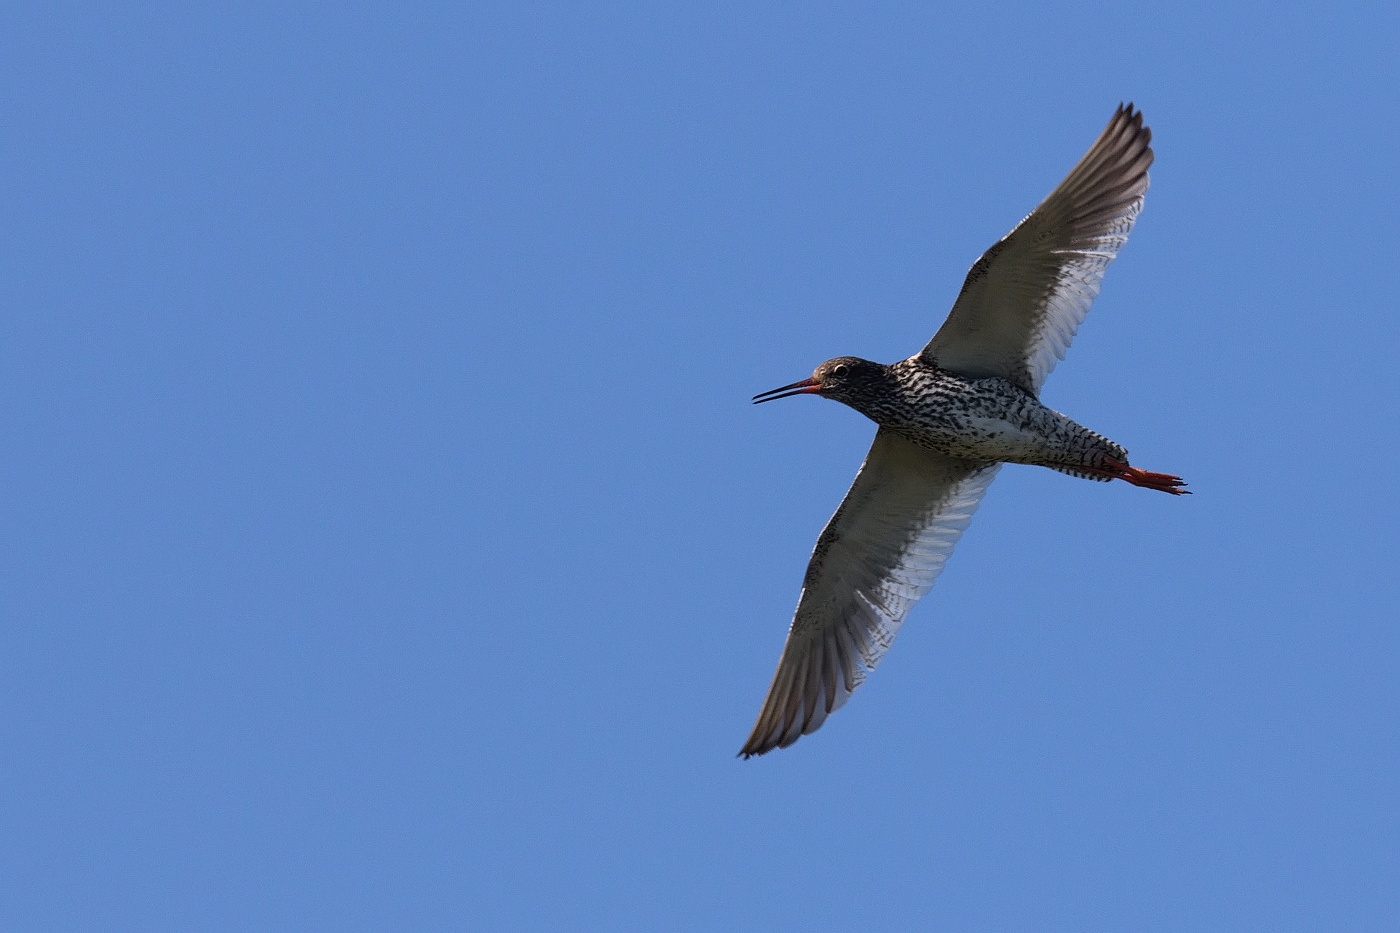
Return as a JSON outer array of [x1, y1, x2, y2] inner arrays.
[[836, 358, 946, 426]]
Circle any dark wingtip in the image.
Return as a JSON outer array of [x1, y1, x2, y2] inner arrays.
[[736, 736, 772, 759]]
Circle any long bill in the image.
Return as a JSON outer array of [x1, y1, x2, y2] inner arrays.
[[752, 377, 821, 404]]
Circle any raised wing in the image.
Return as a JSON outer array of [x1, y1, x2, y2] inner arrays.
[[920, 103, 1153, 394], [739, 429, 1000, 757]]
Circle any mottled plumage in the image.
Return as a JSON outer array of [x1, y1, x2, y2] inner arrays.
[[742, 104, 1185, 759]]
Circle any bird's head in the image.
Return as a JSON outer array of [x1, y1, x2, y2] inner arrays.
[[753, 356, 889, 408]]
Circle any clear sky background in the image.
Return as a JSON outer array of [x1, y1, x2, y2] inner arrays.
[[4, 4, 1399, 930]]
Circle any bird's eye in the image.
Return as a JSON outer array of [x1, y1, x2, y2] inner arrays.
[[831, 364, 849, 378]]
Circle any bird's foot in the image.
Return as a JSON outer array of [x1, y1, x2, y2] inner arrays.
[[1075, 456, 1187, 493], [1088, 458, 1190, 495]]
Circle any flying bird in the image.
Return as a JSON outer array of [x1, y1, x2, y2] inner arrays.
[[741, 104, 1185, 758]]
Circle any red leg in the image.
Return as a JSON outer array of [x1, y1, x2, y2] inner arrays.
[[1100, 458, 1190, 495]]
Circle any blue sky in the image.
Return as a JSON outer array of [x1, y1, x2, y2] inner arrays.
[[4, 4, 1399, 930]]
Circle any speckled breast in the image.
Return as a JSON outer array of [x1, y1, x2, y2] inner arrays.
[[875, 366, 1125, 468]]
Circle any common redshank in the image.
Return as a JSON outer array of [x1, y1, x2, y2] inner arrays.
[[741, 104, 1185, 758]]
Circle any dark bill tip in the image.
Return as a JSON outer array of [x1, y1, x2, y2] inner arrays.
[[752, 377, 821, 404]]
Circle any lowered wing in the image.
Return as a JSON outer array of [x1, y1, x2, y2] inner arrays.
[[740, 429, 1000, 757]]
